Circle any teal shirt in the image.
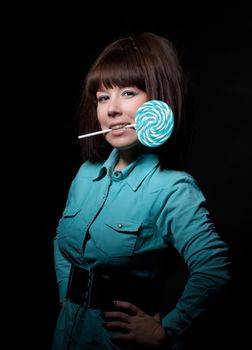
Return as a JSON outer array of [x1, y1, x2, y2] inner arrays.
[[52, 149, 231, 349]]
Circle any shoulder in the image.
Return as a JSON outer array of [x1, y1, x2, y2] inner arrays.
[[149, 167, 206, 201], [152, 167, 199, 188], [76, 160, 102, 177], [70, 161, 103, 189], [66, 161, 103, 204]]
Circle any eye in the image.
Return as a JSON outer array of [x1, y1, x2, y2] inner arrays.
[[122, 90, 138, 97], [97, 95, 109, 103]]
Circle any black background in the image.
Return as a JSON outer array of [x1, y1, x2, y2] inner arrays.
[[9, 2, 251, 349]]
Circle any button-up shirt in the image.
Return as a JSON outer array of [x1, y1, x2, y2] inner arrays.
[[52, 148, 231, 349]]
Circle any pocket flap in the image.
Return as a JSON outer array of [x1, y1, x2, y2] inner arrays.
[[63, 207, 81, 217], [105, 218, 141, 233]]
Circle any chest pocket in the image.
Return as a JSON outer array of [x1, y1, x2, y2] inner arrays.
[[90, 218, 141, 257]]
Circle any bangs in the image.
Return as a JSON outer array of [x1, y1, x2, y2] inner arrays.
[[86, 48, 146, 96]]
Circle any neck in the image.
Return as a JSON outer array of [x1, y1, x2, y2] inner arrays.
[[114, 145, 145, 170]]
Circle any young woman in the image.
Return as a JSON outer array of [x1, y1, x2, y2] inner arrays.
[[51, 32, 231, 350]]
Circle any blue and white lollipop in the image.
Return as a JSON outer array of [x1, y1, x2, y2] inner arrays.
[[134, 100, 174, 147]]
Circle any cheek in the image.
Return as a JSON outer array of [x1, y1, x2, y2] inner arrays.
[[97, 109, 106, 126], [97, 116, 103, 126], [129, 97, 149, 121], [127, 107, 140, 122]]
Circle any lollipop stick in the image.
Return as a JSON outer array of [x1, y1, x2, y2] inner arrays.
[[78, 129, 111, 139], [78, 124, 136, 139]]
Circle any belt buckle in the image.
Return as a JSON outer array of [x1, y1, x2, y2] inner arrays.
[[88, 272, 119, 310]]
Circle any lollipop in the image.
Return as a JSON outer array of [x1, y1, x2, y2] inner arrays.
[[78, 100, 174, 148], [134, 100, 174, 147]]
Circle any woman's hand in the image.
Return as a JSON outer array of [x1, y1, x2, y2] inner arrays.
[[102, 300, 169, 347]]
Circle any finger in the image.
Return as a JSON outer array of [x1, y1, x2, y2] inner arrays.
[[103, 311, 130, 323], [153, 312, 161, 322], [104, 321, 131, 331], [111, 333, 134, 342], [113, 300, 143, 316]]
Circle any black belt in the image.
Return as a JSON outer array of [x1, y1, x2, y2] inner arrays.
[[66, 264, 162, 315]]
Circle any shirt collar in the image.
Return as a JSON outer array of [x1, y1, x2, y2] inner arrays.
[[92, 148, 160, 191], [92, 149, 119, 181], [125, 152, 159, 191]]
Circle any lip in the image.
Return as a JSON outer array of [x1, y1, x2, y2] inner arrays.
[[108, 122, 131, 129], [107, 122, 133, 137]]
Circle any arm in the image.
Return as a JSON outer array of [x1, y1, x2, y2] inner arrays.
[[53, 186, 74, 305], [103, 174, 231, 347], [159, 176, 232, 339], [53, 233, 72, 305]]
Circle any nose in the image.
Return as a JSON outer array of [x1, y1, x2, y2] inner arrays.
[[107, 98, 122, 118]]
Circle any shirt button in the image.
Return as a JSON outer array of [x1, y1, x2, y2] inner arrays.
[[117, 223, 123, 228]]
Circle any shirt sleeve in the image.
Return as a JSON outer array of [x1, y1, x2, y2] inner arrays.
[[53, 235, 72, 304], [157, 175, 231, 339], [53, 186, 73, 304]]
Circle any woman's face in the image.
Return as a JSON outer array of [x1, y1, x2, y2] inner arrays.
[[96, 85, 148, 150]]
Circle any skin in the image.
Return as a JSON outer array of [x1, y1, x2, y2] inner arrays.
[[102, 301, 169, 347], [96, 85, 148, 170], [96, 85, 170, 346]]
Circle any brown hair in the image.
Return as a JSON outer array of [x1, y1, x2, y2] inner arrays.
[[77, 32, 192, 168]]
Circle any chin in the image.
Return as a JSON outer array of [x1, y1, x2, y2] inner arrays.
[[106, 136, 139, 150], [114, 141, 141, 151]]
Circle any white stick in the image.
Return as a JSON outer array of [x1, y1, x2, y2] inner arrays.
[[78, 124, 136, 139]]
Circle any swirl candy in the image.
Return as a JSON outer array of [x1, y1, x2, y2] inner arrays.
[[134, 100, 174, 147]]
